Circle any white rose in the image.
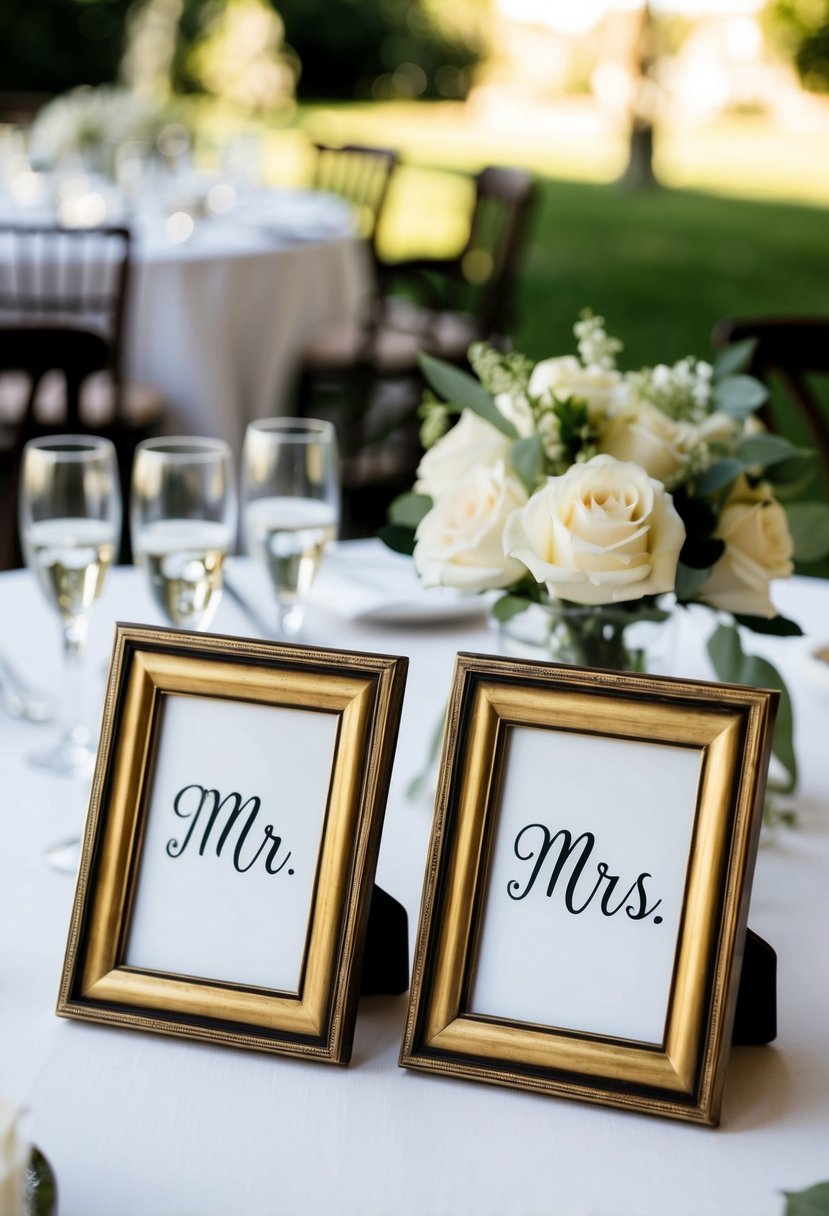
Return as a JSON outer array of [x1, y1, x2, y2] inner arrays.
[[528, 355, 623, 420], [698, 478, 794, 618], [599, 403, 698, 483], [494, 391, 534, 437], [414, 461, 528, 591], [414, 410, 510, 501], [504, 454, 686, 606]]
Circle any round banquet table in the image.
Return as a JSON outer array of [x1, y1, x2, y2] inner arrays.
[[0, 549, 828, 1216], [125, 196, 370, 454]]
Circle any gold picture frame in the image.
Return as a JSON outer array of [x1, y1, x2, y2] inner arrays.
[[400, 653, 778, 1125], [58, 623, 407, 1065]]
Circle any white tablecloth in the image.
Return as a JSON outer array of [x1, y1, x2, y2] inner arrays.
[[1, 554, 828, 1216], [126, 204, 370, 453]]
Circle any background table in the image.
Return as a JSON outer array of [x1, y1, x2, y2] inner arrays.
[[127, 197, 370, 453], [0, 555, 827, 1216]]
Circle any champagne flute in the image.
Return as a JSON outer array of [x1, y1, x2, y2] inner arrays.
[[242, 418, 339, 639], [18, 435, 121, 779], [131, 437, 236, 632]]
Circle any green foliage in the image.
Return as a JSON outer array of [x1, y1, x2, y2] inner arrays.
[[418, 351, 518, 438], [388, 491, 432, 528], [695, 458, 742, 496], [712, 337, 758, 380], [510, 435, 545, 494], [763, 0, 829, 92], [783, 1181, 829, 1216], [785, 501, 829, 562], [490, 594, 533, 622], [712, 374, 768, 418], [707, 623, 797, 792], [268, 0, 483, 101], [468, 341, 534, 397], [376, 522, 416, 554], [0, 0, 130, 92]]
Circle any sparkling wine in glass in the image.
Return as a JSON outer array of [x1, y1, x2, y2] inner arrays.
[[18, 435, 121, 779], [131, 437, 236, 632], [242, 418, 340, 638]]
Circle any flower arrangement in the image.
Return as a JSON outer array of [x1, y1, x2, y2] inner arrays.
[[29, 86, 168, 171], [382, 312, 829, 803]]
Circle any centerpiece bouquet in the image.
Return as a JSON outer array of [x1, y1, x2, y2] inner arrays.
[[29, 86, 168, 173], [381, 312, 829, 806]]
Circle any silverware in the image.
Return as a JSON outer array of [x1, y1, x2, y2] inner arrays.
[[0, 652, 55, 722], [222, 578, 274, 640]]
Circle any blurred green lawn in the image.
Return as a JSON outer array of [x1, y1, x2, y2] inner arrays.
[[203, 99, 829, 559]]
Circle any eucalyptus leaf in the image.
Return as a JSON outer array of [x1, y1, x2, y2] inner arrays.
[[510, 434, 545, 493], [377, 523, 416, 556], [707, 624, 797, 792], [712, 374, 768, 418], [738, 433, 810, 469], [712, 337, 757, 380], [767, 456, 819, 497], [418, 352, 518, 439], [491, 594, 533, 622], [785, 502, 829, 563], [783, 1182, 829, 1216], [675, 562, 712, 602], [695, 458, 742, 496], [733, 614, 804, 637], [389, 491, 432, 529]]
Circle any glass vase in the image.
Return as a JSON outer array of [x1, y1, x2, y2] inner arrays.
[[496, 597, 675, 675]]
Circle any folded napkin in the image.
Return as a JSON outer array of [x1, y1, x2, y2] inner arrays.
[[307, 540, 487, 623]]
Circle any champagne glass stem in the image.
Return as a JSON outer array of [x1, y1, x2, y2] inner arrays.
[[59, 616, 91, 751], [30, 616, 94, 777]]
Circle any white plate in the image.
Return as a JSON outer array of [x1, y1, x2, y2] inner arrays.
[[308, 541, 491, 625]]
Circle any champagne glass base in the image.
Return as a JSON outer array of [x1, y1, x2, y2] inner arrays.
[[29, 734, 96, 779], [44, 836, 81, 874], [275, 601, 305, 640]]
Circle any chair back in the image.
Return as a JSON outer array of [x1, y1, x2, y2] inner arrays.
[[442, 165, 536, 343], [0, 223, 131, 430], [712, 316, 829, 485], [312, 143, 397, 262]]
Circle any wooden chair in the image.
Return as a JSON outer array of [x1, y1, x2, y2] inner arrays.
[[711, 317, 829, 487], [378, 164, 538, 359], [311, 143, 397, 269], [0, 223, 165, 566], [297, 165, 537, 534]]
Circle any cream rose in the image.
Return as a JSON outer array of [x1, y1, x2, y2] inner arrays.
[[414, 410, 510, 501], [599, 403, 700, 483], [698, 478, 793, 618], [414, 461, 528, 591], [599, 405, 739, 484], [504, 454, 686, 605], [528, 355, 623, 420], [494, 391, 534, 437]]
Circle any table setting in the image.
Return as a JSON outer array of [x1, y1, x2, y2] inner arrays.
[[0, 93, 372, 452], [0, 355, 821, 1211]]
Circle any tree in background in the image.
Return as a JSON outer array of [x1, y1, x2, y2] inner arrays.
[[267, 0, 484, 101], [1, 0, 485, 108], [0, 0, 131, 96], [763, 0, 829, 91]]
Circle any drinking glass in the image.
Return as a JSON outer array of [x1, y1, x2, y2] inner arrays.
[[18, 435, 121, 778], [242, 418, 340, 638], [131, 437, 236, 632]]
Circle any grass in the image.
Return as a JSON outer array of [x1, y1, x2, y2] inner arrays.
[[195, 98, 829, 557]]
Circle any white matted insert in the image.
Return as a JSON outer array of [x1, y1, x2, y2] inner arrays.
[[125, 693, 338, 993], [468, 726, 702, 1044]]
